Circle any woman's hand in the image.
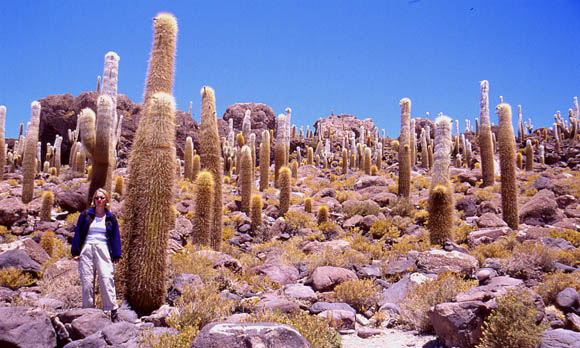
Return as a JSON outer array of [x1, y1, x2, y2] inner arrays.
[[73, 256, 80, 261]]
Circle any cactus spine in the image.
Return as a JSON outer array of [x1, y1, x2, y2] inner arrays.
[[259, 129, 270, 191], [184, 136, 194, 180], [0, 106, 5, 179], [497, 103, 519, 230], [192, 170, 214, 246], [250, 193, 263, 233], [278, 166, 291, 216], [240, 145, 252, 214], [428, 115, 454, 246], [22, 102, 41, 203], [40, 190, 54, 222], [398, 98, 411, 197], [200, 86, 223, 250], [479, 80, 495, 187]]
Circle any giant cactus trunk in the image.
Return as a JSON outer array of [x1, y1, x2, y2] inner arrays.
[[22, 101, 41, 203], [479, 80, 495, 187], [200, 86, 223, 251], [398, 98, 411, 197], [497, 103, 519, 230], [124, 93, 176, 316]]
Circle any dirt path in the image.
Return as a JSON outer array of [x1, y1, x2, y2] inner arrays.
[[342, 329, 439, 348]]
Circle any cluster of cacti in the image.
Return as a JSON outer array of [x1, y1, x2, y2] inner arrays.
[[428, 116, 454, 246], [122, 13, 178, 316], [22, 101, 41, 203], [199, 86, 223, 250], [192, 170, 215, 245], [497, 103, 519, 230], [479, 80, 495, 187], [398, 98, 411, 198]]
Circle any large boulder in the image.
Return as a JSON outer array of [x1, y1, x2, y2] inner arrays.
[[250, 264, 299, 286], [190, 322, 312, 348], [65, 309, 111, 340], [0, 249, 43, 275], [220, 103, 276, 151], [416, 249, 478, 277], [0, 197, 28, 227], [427, 301, 490, 348], [520, 189, 565, 225], [0, 306, 57, 348], [310, 266, 358, 292], [55, 183, 89, 213], [540, 329, 580, 348]]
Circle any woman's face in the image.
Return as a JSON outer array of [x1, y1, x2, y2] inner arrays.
[[94, 191, 108, 207]]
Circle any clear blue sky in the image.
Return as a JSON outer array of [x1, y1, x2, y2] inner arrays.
[[1, 0, 579, 138]]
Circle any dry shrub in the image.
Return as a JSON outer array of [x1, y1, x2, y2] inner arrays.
[[336, 190, 359, 203], [331, 279, 380, 312], [534, 270, 580, 305], [390, 233, 431, 255], [476, 288, 548, 348], [140, 326, 198, 348], [167, 281, 236, 332], [343, 200, 380, 218], [470, 233, 518, 266], [389, 198, 415, 217], [168, 245, 219, 282], [285, 210, 316, 233], [501, 242, 556, 280], [400, 272, 477, 332], [65, 212, 80, 227], [345, 231, 386, 259], [305, 247, 369, 275], [246, 310, 341, 348], [39, 264, 81, 309], [0, 267, 35, 290], [368, 218, 401, 239]]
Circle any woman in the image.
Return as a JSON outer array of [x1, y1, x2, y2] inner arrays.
[[71, 188, 121, 322]]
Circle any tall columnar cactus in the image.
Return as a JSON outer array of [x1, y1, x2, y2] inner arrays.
[[123, 92, 176, 316], [497, 103, 519, 230], [79, 95, 115, 202], [291, 160, 298, 179], [259, 129, 270, 191], [410, 118, 417, 166], [200, 86, 223, 250], [0, 106, 5, 179], [539, 144, 545, 165], [307, 146, 314, 165], [22, 101, 41, 203], [143, 13, 178, 102], [54, 136, 62, 176], [420, 129, 429, 169], [398, 98, 411, 198], [278, 166, 291, 217], [428, 116, 454, 246], [192, 154, 200, 181], [364, 147, 372, 175], [240, 145, 252, 214], [525, 140, 533, 171], [250, 193, 263, 233], [242, 109, 251, 141], [40, 190, 54, 222], [274, 141, 285, 188], [479, 81, 495, 187], [342, 148, 348, 175], [517, 105, 524, 143], [192, 170, 214, 246], [184, 136, 194, 180]]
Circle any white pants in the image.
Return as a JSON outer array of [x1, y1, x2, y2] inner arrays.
[[78, 242, 118, 311]]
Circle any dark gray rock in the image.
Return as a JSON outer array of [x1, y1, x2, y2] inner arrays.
[[0, 197, 28, 227], [62, 333, 108, 348], [101, 322, 140, 346], [456, 196, 477, 217], [168, 273, 203, 305], [0, 249, 42, 275], [0, 306, 57, 348], [190, 322, 312, 348], [428, 301, 491, 348], [520, 189, 565, 225], [309, 301, 356, 314], [55, 184, 89, 213], [540, 329, 580, 348], [556, 288, 580, 313], [67, 310, 111, 340]]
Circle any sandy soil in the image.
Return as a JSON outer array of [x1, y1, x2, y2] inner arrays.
[[342, 328, 440, 348]]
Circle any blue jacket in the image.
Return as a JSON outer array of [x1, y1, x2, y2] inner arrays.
[[71, 208, 122, 261]]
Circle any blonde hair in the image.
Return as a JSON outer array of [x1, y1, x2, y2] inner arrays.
[[91, 188, 110, 208]]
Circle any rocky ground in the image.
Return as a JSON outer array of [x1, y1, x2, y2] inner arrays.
[[0, 97, 580, 348]]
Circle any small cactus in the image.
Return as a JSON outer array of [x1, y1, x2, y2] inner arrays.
[[40, 190, 54, 222], [40, 231, 56, 257], [184, 136, 194, 180], [192, 170, 214, 246], [304, 197, 313, 213], [291, 160, 298, 179], [342, 148, 348, 175], [250, 194, 263, 233], [371, 165, 378, 176], [317, 205, 329, 225], [364, 147, 372, 175], [114, 176, 124, 196], [525, 140, 533, 171], [192, 154, 200, 181], [278, 166, 291, 216], [307, 147, 314, 165], [274, 142, 285, 188], [516, 152, 523, 170]]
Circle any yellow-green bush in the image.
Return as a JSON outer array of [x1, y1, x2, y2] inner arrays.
[[331, 279, 380, 312], [389, 198, 415, 217], [40, 231, 56, 257], [400, 272, 477, 332], [549, 228, 580, 247], [534, 270, 580, 305], [342, 200, 379, 218], [65, 212, 80, 227], [368, 218, 401, 239], [502, 242, 556, 280], [476, 288, 548, 348], [140, 326, 198, 348], [246, 311, 341, 348], [0, 267, 35, 290], [285, 210, 316, 233], [167, 281, 236, 332]]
